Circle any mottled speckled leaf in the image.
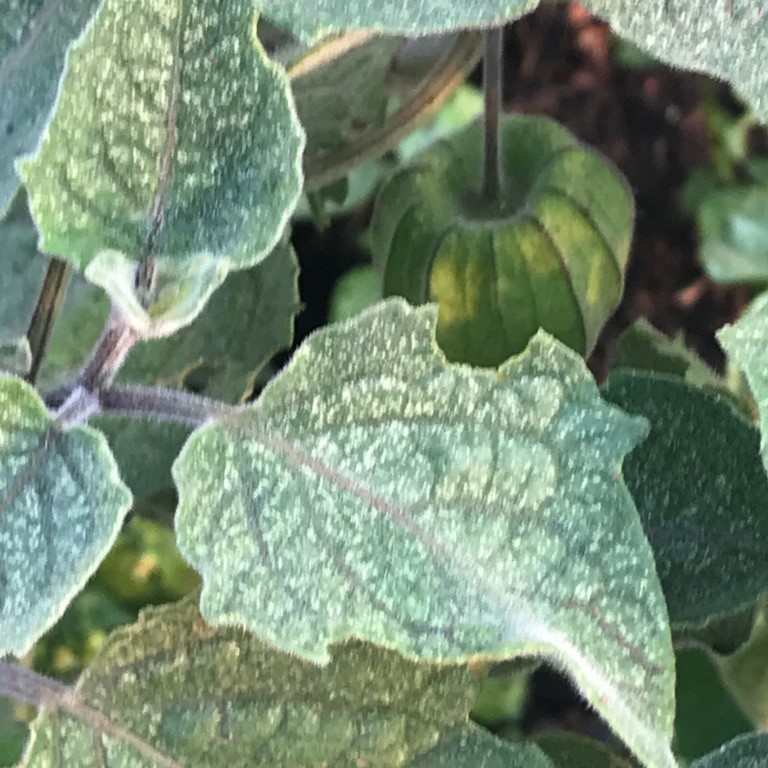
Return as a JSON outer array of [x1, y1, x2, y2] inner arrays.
[[0, 376, 131, 656], [173, 299, 676, 768], [259, 0, 538, 42], [20, 596, 553, 768], [18, 0, 304, 275], [261, 1, 768, 123], [0, 0, 102, 216], [690, 733, 768, 768], [602, 371, 768, 636], [719, 291, 768, 472]]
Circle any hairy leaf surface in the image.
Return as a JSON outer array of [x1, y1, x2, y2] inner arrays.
[[603, 371, 768, 635], [0, 376, 131, 656], [19, 0, 304, 277], [719, 291, 768, 471], [0, 0, 102, 216], [20, 597, 552, 767], [174, 299, 675, 768], [690, 733, 768, 767], [261, 1, 768, 122]]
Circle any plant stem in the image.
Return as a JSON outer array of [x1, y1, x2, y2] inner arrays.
[[98, 383, 235, 426], [25, 259, 72, 384], [0, 661, 67, 708], [482, 27, 504, 205], [78, 314, 138, 393]]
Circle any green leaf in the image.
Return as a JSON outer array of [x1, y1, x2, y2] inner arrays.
[[20, 596, 552, 767], [718, 291, 768, 472], [719, 603, 768, 730], [259, 0, 538, 42], [263, 0, 768, 123], [674, 647, 751, 762], [0, 376, 131, 656], [602, 371, 768, 636], [690, 733, 768, 768], [84, 250, 230, 339], [371, 115, 633, 365], [18, 0, 304, 274], [0, 337, 30, 377], [173, 299, 676, 768], [0, 0, 102, 216], [581, 0, 768, 123], [533, 731, 634, 768], [328, 265, 382, 322], [696, 186, 768, 284]]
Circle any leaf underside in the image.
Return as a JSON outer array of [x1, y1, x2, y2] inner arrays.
[[21, 596, 554, 768], [0, 376, 131, 656], [173, 299, 676, 768], [690, 733, 768, 767]]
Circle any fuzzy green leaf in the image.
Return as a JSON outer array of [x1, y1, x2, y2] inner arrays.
[[0, 337, 30, 376], [0, 0, 102, 216], [20, 596, 552, 767], [602, 371, 768, 636], [690, 733, 768, 768], [173, 299, 676, 768], [260, 0, 537, 42], [719, 291, 768, 472], [0, 376, 131, 656], [262, 0, 768, 123], [18, 0, 304, 275]]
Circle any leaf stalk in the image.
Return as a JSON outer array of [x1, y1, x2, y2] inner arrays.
[[482, 27, 504, 205]]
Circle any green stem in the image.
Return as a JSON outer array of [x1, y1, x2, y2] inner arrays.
[[482, 27, 504, 205]]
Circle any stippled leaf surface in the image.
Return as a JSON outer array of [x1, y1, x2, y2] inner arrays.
[[20, 596, 553, 768], [690, 733, 768, 768], [173, 299, 676, 768], [258, 0, 537, 43], [719, 291, 768, 471], [602, 371, 768, 635], [0, 0, 102, 216], [261, 1, 768, 123], [0, 376, 131, 656], [19, 0, 304, 275]]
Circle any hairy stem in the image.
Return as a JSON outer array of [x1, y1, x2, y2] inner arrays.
[[0, 661, 67, 708], [98, 383, 235, 426], [25, 259, 73, 384], [78, 314, 139, 393], [482, 27, 504, 205]]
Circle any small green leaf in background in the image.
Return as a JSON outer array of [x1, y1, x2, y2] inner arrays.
[[674, 648, 751, 763], [719, 603, 768, 731], [0, 0, 102, 216], [371, 115, 633, 365], [0, 376, 132, 656], [696, 187, 768, 284], [174, 299, 676, 768], [719, 292, 768, 474], [328, 265, 382, 322], [19, 0, 304, 329], [533, 730, 634, 768], [20, 596, 553, 767], [602, 371, 768, 639], [0, 337, 30, 377], [690, 733, 768, 768]]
